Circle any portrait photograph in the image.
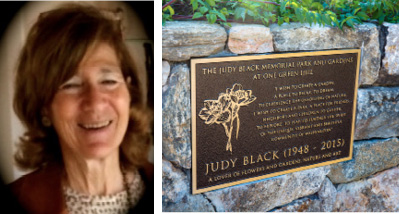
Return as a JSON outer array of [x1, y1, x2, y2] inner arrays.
[[0, 1, 154, 213]]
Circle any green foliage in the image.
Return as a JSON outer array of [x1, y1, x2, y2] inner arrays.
[[162, 3, 175, 25], [162, 0, 399, 29]]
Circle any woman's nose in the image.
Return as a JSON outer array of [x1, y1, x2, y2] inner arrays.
[[81, 85, 105, 112]]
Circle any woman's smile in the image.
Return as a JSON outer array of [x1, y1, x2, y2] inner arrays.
[[77, 119, 115, 146], [78, 120, 112, 130], [77, 119, 114, 144]]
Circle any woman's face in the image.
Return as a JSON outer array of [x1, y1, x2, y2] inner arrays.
[[50, 43, 131, 160]]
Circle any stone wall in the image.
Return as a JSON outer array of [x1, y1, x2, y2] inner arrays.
[[162, 21, 399, 212]]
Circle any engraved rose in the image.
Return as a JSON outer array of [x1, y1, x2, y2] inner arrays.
[[199, 83, 256, 153]]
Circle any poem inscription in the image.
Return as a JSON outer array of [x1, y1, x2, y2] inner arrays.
[[191, 50, 360, 194]]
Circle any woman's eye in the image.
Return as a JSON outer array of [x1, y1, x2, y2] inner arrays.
[[101, 79, 118, 85], [59, 75, 82, 91], [60, 83, 81, 90]]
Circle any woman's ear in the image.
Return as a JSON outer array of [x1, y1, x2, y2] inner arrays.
[[41, 108, 52, 127]]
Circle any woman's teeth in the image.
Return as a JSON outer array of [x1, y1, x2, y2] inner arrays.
[[80, 120, 111, 129]]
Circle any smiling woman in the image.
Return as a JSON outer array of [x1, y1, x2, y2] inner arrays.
[[51, 43, 132, 161], [7, 2, 153, 214]]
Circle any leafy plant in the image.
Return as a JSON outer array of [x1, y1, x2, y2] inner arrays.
[[162, 0, 399, 29]]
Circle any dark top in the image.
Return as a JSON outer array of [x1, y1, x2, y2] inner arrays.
[[5, 163, 153, 214]]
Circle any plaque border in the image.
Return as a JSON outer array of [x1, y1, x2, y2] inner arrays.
[[191, 49, 361, 194]]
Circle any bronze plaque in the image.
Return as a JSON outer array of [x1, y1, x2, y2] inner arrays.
[[191, 49, 360, 194]]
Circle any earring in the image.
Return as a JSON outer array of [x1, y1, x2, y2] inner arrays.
[[42, 116, 51, 127]]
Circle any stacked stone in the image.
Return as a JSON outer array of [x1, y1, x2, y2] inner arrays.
[[162, 21, 399, 212]]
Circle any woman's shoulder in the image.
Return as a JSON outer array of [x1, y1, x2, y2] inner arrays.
[[11, 167, 47, 195], [11, 164, 62, 192], [9, 164, 65, 213]]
